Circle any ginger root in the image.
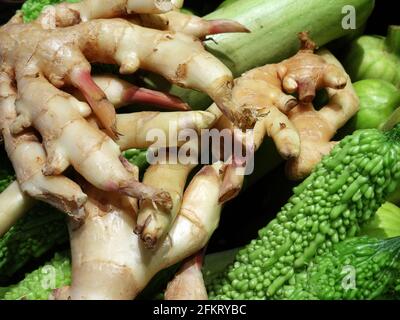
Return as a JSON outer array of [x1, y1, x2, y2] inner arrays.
[[0, 182, 34, 237], [208, 33, 359, 200], [285, 49, 359, 180], [135, 162, 197, 249], [232, 32, 349, 160], [54, 162, 224, 300], [164, 251, 208, 300], [0, 1, 248, 217]]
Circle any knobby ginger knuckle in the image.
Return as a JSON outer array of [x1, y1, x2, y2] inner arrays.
[[211, 34, 358, 198], [278, 32, 348, 103], [136, 162, 197, 249]]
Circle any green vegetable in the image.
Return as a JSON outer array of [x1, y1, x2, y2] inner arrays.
[[217, 0, 239, 9], [203, 248, 241, 287], [208, 125, 400, 299], [390, 278, 400, 299], [343, 80, 400, 133], [122, 148, 150, 173], [0, 170, 14, 194], [0, 204, 68, 281], [21, 0, 80, 22], [151, 0, 376, 108], [360, 202, 400, 239], [2, 252, 71, 300], [280, 236, 400, 300], [0, 149, 15, 193], [343, 25, 400, 88]]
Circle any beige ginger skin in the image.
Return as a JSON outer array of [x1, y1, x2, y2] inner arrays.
[[54, 162, 224, 300], [164, 251, 208, 300], [0, 0, 248, 218]]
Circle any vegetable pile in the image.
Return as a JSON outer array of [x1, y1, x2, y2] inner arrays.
[[1, 0, 399, 301]]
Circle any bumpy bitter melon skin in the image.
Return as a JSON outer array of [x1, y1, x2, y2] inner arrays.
[[0, 205, 68, 280], [3, 252, 71, 300], [208, 126, 400, 300], [279, 236, 400, 300]]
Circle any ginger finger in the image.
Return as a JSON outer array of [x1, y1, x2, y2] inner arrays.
[[230, 65, 300, 159], [135, 162, 197, 249], [132, 10, 250, 39], [57, 162, 224, 300], [285, 103, 337, 180], [13, 75, 171, 209], [7, 135, 88, 217], [116, 110, 217, 150], [254, 107, 300, 159], [78, 75, 190, 111], [285, 50, 359, 180], [279, 32, 347, 103], [69, 69, 119, 139], [219, 157, 247, 204], [0, 181, 34, 237], [165, 251, 208, 300], [39, 0, 183, 27], [317, 50, 361, 130], [0, 72, 87, 218], [160, 163, 224, 264]]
